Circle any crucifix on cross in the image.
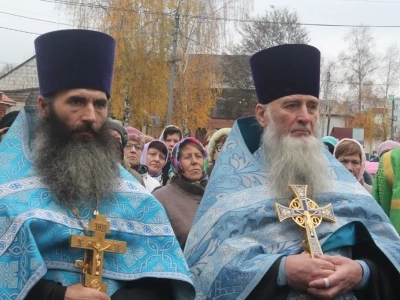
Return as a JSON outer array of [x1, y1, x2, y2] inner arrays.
[[70, 213, 127, 293], [274, 185, 336, 258]]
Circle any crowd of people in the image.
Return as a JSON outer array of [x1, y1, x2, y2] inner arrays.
[[0, 28, 400, 299]]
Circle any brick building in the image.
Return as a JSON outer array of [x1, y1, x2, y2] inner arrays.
[[0, 92, 17, 119], [0, 56, 39, 119]]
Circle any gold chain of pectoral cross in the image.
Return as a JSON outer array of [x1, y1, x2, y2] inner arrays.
[[71, 206, 96, 236], [69, 202, 127, 293]]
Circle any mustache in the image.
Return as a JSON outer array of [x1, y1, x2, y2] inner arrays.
[[70, 123, 98, 135]]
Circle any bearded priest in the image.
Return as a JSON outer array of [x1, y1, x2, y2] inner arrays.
[[184, 44, 400, 300], [0, 29, 194, 300]]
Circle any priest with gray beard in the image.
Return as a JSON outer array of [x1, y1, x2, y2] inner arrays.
[[0, 29, 194, 300], [184, 44, 400, 300]]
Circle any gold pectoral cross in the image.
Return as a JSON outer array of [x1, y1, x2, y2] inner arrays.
[[70, 213, 127, 293], [274, 185, 336, 258]]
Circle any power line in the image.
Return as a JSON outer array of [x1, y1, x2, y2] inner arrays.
[[41, 0, 173, 16], [179, 32, 225, 54], [0, 4, 71, 20], [0, 11, 171, 36], [0, 11, 76, 27], [329, 80, 391, 85], [41, 0, 400, 28], [0, 26, 40, 35]]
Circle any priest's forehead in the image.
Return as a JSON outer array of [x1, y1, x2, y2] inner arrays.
[[277, 94, 320, 104]]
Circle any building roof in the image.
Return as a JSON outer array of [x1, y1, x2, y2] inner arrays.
[[2, 88, 39, 106], [0, 92, 17, 106], [0, 56, 36, 81]]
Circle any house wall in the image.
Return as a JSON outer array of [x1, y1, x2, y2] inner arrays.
[[326, 116, 346, 137], [0, 104, 8, 119], [208, 119, 235, 130], [319, 115, 346, 137], [0, 57, 38, 91]]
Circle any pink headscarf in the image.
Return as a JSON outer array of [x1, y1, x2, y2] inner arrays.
[[125, 127, 142, 137], [377, 140, 400, 157], [333, 138, 371, 193]]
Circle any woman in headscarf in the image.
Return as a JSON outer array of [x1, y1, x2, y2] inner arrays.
[[206, 128, 231, 176], [140, 140, 168, 184], [152, 137, 208, 249], [334, 138, 372, 193]]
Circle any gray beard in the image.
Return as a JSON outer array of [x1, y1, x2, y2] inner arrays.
[[261, 119, 333, 200], [32, 112, 120, 209]]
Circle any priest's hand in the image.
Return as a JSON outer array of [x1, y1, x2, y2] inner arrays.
[[285, 253, 335, 291], [64, 283, 111, 300], [307, 254, 363, 299]]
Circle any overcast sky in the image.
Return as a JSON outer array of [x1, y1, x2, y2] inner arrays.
[[1, 0, 400, 67]]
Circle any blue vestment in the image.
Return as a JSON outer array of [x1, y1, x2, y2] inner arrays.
[[184, 116, 400, 300], [0, 107, 194, 299]]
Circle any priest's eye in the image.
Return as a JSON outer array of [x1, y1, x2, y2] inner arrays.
[[286, 103, 297, 108], [70, 98, 83, 105], [95, 101, 107, 108]]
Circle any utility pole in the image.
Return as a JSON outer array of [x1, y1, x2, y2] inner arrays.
[[321, 71, 330, 137], [390, 92, 400, 140], [166, 12, 179, 125], [391, 95, 395, 140], [320, 57, 348, 137]]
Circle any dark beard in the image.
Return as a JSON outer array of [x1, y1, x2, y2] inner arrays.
[[32, 108, 120, 208]]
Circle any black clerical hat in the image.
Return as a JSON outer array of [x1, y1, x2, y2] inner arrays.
[[249, 44, 320, 104], [34, 29, 116, 98]]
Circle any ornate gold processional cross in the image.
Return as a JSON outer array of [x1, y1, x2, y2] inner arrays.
[[274, 185, 336, 258], [70, 213, 127, 293]]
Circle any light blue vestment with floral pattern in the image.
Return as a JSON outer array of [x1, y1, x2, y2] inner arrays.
[[0, 106, 194, 299], [184, 116, 400, 300]]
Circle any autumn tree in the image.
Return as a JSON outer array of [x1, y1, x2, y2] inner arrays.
[[350, 110, 375, 145], [59, 0, 253, 133], [347, 79, 390, 143], [173, 54, 221, 135], [234, 6, 309, 55], [220, 6, 309, 116], [342, 26, 378, 113], [380, 43, 400, 99]]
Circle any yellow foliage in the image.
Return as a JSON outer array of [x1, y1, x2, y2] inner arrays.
[[59, 0, 253, 131], [173, 54, 221, 133], [351, 110, 376, 144]]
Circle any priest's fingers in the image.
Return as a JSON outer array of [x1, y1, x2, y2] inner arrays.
[[308, 276, 345, 299], [312, 256, 336, 271], [286, 253, 335, 290], [308, 257, 363, 298], [308, 279, 353, 300], [314, 254, 363, 290], [65, 283, 111, 300]]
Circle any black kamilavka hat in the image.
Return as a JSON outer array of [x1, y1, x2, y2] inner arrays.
[[34, 29, 116, 98], [250, 44, 321, 104]]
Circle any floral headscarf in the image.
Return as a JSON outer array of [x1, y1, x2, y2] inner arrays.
[[169, 137, 208, 182]]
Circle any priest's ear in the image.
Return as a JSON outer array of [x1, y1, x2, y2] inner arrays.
[[37, 95, 51, 117], [255, 104, 268, 128]]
